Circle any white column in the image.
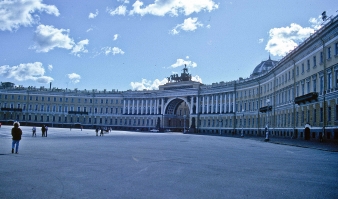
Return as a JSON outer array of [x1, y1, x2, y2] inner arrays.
[[123, 99, 126, 114], [156, 99, 159, 114], [161, 98, 164, 114], [211, 95, 214, 113], [145, 99, 148, 114], [224, 93, 227, 113], [190, 96, 194, 114], [207, 96, 209, 113], [202, 95, 205, 113], [220, 94, 223, 113], [127, 99, 130, 114], [233, 92, 236, 112], [195, 96, 199, 114], [216, 94, 218, 113], [141, 99, 144, 114], [136, 99, 139, 114], [229, 93, 231, 112], [132, 99, 135, 114]]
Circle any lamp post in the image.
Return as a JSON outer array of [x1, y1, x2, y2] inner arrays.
[[183, 115, 186, 133], [241, 109, 244, 137], [265, 99, 270, 141]]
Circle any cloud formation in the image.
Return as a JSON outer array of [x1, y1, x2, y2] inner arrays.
[[265, 16, 322, 56], [130, 78, 167, 91], [171, 58, 197, 68], [0, 0, 59, 31], [102, 47, 125, 55], [107, 5, 127, 16], [113, 34, 119, 41], [67, 73, 81, 84], [0, 62, 53, 83], [170, 17, 203, 35], [32, 24, 89, 55], [129, 0, 218, 16], [88, 9, 99, 19]]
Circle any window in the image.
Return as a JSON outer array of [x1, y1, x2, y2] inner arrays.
[[65, 98, 68, 102], [320, 51, 323, 63], [60, 98, 62, 102], [36, 96, 38, 101], [307, 81, 310, 93], [301, 63, 304, 74], [313, 78, 317, 92], [327, 47, 331, 59], [320, 76, 324, 93], [328, 107, 331, 122], [307, 60, 310, 71], [48, 97, 50, 101], [335, 42, 338, 56], [296, 67, 299, 76], [328, 72, 332, 90], [313, 56, 317, 67], [78, 98, 81, 103]]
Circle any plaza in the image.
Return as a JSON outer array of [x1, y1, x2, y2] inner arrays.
[[1, 125, 337, 199]]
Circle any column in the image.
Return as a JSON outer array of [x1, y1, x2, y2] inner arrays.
[[202, 95, 205, 113], [195, 96, 199, 114], [132, 99, 135, 114], [207, 96, 209, 113], [224, 93, 227, 113], [136, 99, 139, 114], [161, 98, 164, 114], [127, 99, 130, 114], [145, 99, 148, 114], [228, 93, 231, 112], [190, 96, 194, 114], [211, 95, 214, 113], [156, 99, 159, 114], [220, 94, 223, 113], [141, 99, 144, 114], [233, 92, 236, 112], [123, 99, 126, 114], [216, 94, 219, 113]]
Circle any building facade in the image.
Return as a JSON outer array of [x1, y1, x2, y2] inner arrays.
[[1, 15, 338, 142]]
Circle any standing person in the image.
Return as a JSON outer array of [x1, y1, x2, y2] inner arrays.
[[45, 125, 48, 137], [11, 122, 22, 154], [95, 128, 98, 136], [100, 127, 104, 136], [81, 126, 83, 131], [41, 125, 46, 137], [32, 126, 36, 137]]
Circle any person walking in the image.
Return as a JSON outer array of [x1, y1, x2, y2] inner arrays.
[[100, 127, 104, 136], [32, 126, 36, 137], [11, 122, 22, 154]]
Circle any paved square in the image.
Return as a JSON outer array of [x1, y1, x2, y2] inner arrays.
[[1, 126, 337, 199]]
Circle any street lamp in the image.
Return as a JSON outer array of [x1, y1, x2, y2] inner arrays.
[[241, 109, 244, 137], [265, 99, 270, 141], [183, 115, 186, 134]]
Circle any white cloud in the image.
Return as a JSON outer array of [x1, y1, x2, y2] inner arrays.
[[48, 64, 53, 71], [265, 17, 322, 56], [130, 78, 167, 91], [0, 0, 59, 31], [107, 5, 127, 16], [32, 24, 74, 52], [71, 39, 89, 57], [86, 28, 93, 32], [258, 38, 264, 43], [32, 24, 89, 56], [118, 0, 129, 3], [130, 0, 218, 16], [170, 17, 203, 35], [191, 75, 202, 83], [88, 9, 99, 19], [206, 24, 211, 29], [113, 34, 119, 41], [102, 47, 125, 55], [67, 73, 81, 84], [171, 58, 197, 68], [0, 62, 53, 83]]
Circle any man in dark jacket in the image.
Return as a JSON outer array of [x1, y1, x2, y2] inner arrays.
[[12, 122, 22, 154]]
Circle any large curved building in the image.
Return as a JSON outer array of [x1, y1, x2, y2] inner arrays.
[[1, 15, 338, 142]]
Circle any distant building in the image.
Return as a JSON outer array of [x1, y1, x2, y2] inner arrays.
[[0, 14, 338, 142]]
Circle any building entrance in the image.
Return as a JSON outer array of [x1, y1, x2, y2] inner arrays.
[[162, 98, 190, 132]]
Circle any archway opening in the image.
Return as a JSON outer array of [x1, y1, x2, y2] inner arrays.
[[163, 98, 190, 132]]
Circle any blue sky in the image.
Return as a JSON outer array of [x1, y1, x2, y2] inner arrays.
[[0, 0, 337, 91]]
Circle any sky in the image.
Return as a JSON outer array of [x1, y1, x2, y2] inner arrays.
[[0, 0, 337, 91]]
